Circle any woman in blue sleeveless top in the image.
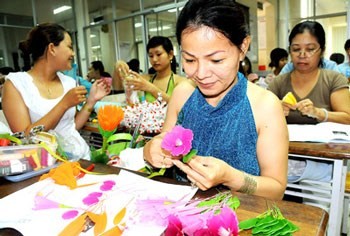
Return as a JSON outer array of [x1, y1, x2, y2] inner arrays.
[[144, 0, 288, 200]]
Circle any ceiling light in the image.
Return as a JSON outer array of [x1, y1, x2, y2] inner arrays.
[[167, 7, 183, 13], [53, 5, 72, 15]]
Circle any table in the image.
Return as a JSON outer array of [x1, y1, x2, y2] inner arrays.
[[287, 142, 350, 235], [0, 160, 328, 235]]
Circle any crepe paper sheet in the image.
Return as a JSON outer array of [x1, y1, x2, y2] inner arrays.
[[0, 170, 197, 235]]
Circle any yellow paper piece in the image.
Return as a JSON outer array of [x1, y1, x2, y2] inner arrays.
[[282, 92, 297, 105]]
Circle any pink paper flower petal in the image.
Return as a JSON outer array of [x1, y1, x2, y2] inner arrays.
[[88, 192, 103, 198], [165, 214, 183, 236], [62, 210, 79, 220], [83, 195, 100, 206], [33, 195, 60, 210], [100, 180, 115, 191], [206, 206, 239, 236]]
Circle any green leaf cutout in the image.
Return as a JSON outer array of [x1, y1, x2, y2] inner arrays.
[[239, 217, 259, 230], [182, 149, 198, 163]]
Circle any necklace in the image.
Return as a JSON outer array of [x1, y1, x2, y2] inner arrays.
[[47, 87, 52, 96], [33, 77, 55, 98]]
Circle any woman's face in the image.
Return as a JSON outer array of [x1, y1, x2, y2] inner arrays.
[[181, 26, 245, 98], [148, 45, 172, 72], [278, 57, 288, 70], [87, 66, 99, 81], [54, 32, 75, 71], [290, 31, 322, 72]]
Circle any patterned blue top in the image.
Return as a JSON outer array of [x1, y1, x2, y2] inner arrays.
[[177, 72, 260, 176]]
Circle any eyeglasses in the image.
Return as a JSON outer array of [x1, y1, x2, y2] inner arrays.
[[290, 47, 321, 58]]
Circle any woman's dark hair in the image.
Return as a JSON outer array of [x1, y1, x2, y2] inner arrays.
[[269, 48, 288, 68], [91, 60, 105, 74], [19, 23, 67, 64], [329, 53, 344, 65], [239, 56, 252, 76], [288, 20, 325, 67], [344, 39, 350, 50], [176, 0, 249, 49], [127, 58, 140, 72], [146, 36, 177, 73]]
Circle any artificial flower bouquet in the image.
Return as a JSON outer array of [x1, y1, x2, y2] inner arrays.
[[122, 95, 167, 135]]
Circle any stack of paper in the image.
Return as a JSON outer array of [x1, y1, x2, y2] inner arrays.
[[288, 122, 350, 143]]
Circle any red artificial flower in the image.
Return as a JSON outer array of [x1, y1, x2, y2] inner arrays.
[[161, 125, 194, 157]]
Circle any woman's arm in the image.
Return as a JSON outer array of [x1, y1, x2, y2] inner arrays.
[[251, 88, 289, 199], [328, 88, 350, 124]]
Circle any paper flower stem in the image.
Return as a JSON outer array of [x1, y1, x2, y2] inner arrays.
[[102, 137, 108, 153], [182, 149, 198, 163]]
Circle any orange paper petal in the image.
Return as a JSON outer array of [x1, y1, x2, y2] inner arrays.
[[87, 211, 107, 235], [99, 225, 123, 236], [58, 213, 87, 236], [40, 162, 81, 189], [113, 207, 126, 225]]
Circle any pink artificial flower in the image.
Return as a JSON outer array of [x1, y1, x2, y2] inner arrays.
[[161, 125, 194, 157], [165, 214, 184, 236], [206, 206, 239, 236]]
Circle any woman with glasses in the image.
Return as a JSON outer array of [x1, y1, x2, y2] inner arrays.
[[268, 20, 350, 124]]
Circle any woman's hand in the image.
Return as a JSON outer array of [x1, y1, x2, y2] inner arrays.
[[296, 98, 318, 118], [62, 86, 88, 108], [281, 101, 296, 116], [124, 71, 154, 92], [88, 79, 111, 103], [115, 60, 130, 80], [143, 135, 174, 168], [172, 156, 231, 191]]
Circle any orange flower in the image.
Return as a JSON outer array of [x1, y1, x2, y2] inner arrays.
[[97, 105, 124, 132]]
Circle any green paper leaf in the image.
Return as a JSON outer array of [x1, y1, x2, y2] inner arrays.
[[239, 217, 258, 230], [98, 125, 116, 139], [91, 148, 109, 164], [182, 149, 198, 163], [106, 133, 133, 143], [147, 167, 166, 179], [227, 196, 240, 210]]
